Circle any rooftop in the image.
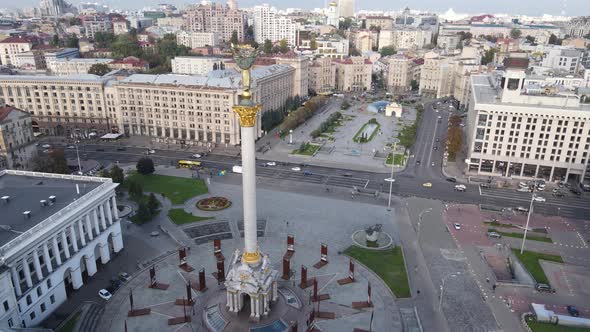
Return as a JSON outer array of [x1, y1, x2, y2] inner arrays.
[[0, 74, 108, 83], [0, 171, 102, 247]]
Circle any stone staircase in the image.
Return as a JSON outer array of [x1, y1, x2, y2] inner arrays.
[[74, 302, 104, 332]]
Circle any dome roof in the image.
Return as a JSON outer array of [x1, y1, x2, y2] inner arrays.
[[329, 0, 337, 6]]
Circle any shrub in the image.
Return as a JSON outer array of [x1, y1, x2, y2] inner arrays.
[[310, 129, 321, 138], [136, 157, 155, 175]]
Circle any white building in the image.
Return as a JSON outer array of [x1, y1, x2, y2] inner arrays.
[[465, 58, 590, 183], [176, 31, 219, 49], [252, 5, 298, 46], [437, 34, 461, 52], [0, 36, 39, 67], [338, 0, 354, 17], [326, 0, 339, 27], [300, 34, 349, 59], [171, 56, 227, 75], [378, 28, 432, 50], [49, 58, 112, 76], [541, 48, 582, 75], [0, 170, 123, 329]]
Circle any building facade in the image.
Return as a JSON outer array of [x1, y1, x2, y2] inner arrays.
[[252, 5, 298, 46], [566, 16, 590, 38], [0, 36, 39, 67], [309, 57, 336, 94], [0, 104, 37, 170], [333, 57, 372, 92], [183, 3, 245, 43], [0, 170, 123, 329], [378, 28, 432, 50], [365, 16, 394, 31], [338, 0, 354, 17], [465, 60, 590, 183], [82, 15, 113, 40], [437, 34, 461, 52], [171, 56, 227, 75], [48, 58, 112, 76], [381, 54, 418, 93], [541, 48, 582, 75], [176, 31, 219, 49], [0, 75, 111, 137]]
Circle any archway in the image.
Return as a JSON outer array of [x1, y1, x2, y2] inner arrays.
[[94, 243, 104, 271], [238, 293, 251, 319], [107, 232, 115, 254], [63, 268, 74, 298], [79, 256, 89, 283]]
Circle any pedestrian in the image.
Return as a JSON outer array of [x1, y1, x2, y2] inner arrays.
[[492, 284, 497, 293], [486, 277, 490, 283], [416, 289, 420, 295]]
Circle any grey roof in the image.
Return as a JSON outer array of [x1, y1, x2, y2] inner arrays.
[[0, 74, 108, 83], [0, 173, 100, 247], [118, 64, 294, 89]]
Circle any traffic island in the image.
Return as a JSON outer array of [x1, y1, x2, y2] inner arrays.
[[196, 196, 232, 211]]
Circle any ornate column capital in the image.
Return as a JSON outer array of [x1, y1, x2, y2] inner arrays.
[[242, 249, 261, 264], [233, 105, 261, 127]]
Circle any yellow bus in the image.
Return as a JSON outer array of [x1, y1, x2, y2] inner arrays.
[[178, 160, 201, 168]]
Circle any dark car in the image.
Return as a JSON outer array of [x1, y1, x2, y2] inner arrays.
[[110, 277, 123, 291], [446, 177, 457, 183], [416, 160, 421, 165], [342, 173, 353, 177], [535, 283, 555, 293], [571, 188, 582, 196], [96, 148, 105, 151], [303, 170, 313, 176], [567, 305, 580, 317], [116, 147, 126, 151]]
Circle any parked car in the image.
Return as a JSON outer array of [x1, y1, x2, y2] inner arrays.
[[96, 148, 105, 152], [291, 167, 301, 171], [517, 187, 531, 193], [192, 153, 202, 158], [98, 289, 113, 300], [416, 160, 421, 165], [571, 188, 582, 196], [533, 196, 546, 202], [552, 192, 564, 197], [431, 162, 435, 167], [480, 183, 491, 189], [446, 177, 457, 183], [342, 173, 353, 177], [487, 231, 502, 238], [66, 145, 75, 149], [535, 283, 555, 293], [150, 231, 160, 237], [453, 223, 461, 230], [110, 277, 123, 291], [118, 272, 131, 282], [567, 305, 580, 317]]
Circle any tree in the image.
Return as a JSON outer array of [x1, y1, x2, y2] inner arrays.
[[310, 37, 317, 50], [349, 48, 361, 56], [111, 33, 141, 58], [136, 157, 155, 175], [379, 46, 396, 57], [49, 149, 69, 174], [510, 28, 522, 39], [245, 25, 254, 42], [548, 34, 562, 45], [69, 17, 81, 26], [525, 35, 536, 44], [230, 30, 239, 45], [51, 34, 60, 47], [88, 63, 111, 76], [481, 48, 497, 65], [93, 32, 115, 48], [135, 202, 151, 223], [110, 165, 125, 184], [66, 34, 79, 48], [361, 20, 366, 29], [279, 39, 289, 53], [147, 193, 160, 215], [263, 39, 273, 54], [339, 17, 352, 31], [410, 80, 419, 91], [127, 179, 143, 199]]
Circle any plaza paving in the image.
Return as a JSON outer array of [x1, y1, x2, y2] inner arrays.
[[97, 182, 404, 332]]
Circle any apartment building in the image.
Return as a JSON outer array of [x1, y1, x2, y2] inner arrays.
[[0, 75, 111, 137], [183, 3, 245, 43], [171, 56, 227, 75], [349, 30, 375, 53], [365, 16, 394, 30], [437, 34, 461, 52], [252, 4, 298, 46], [333, 57, 372, 92], [566, 16, 590, 38], [465, 58, 590, 184], [300, 34, 349, 59], [0, 104, 37, 170], [419, 51, 449, 98], [112, 17, 129, 35], [82, 15, 113, 40], [15, 47, 80, 72], [541, 48, 582, 75], [0, 36, 40, 67], [176, 31, 219, 49], [308, 57, 335, 94], [0, 170, 122, 329], [110, 64, 294, 145], [381, 54, 419, 93], [49, 58, 112, 76], [378, 28, 432, 50]]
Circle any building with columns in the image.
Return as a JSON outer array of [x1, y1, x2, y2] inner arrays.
[[465, 57, 590, 183], [0, 170, 123, 329]]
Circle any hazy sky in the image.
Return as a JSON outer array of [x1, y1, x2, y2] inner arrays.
[[3, 0, 589, 17]]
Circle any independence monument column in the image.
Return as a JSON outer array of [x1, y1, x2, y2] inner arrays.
[[224, 44, 278, 319]]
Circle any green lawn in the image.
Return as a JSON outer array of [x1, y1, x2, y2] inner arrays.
[[344, 246, 410, 298], [528, 321, 590, 332], [292, 143, 320, 156], [512, 249, 564, 285], [386, 153, 405, 166], [126, 173, 208, 205], [56, 312, 80, 332], [484, 221, 516, 228], [167, 208, 214, 225], [488, 228, 553, 243]]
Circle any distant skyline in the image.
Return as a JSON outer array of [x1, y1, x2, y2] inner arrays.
[[5, 0, 590, 17]]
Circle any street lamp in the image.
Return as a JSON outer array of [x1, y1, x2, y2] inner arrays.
[[439, 272, 461, 311], [74, 141, 82, 175], [520, 182, 538, 254], [289, 129, 293, 145], [385, 177, 395, 211]]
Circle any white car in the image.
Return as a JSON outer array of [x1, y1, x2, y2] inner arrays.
[[517, 187, 531, 192], [454, 185, 466, 192], [98, 289, 112, 300], [453, 223, 461, 230], [192, 153, 202, 158], [41, 144, 51, 149], [533, 196, 546, 202], [66, 145, 75, 149], [148, 149, 155, 154], [291, 167, 301, 171], [266, 162, 276, 166]]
